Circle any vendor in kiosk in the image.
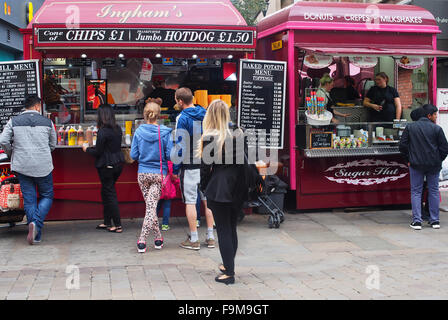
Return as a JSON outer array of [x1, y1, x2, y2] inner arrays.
[[363, 72, 402, 122], [316, 74, 351, 124]]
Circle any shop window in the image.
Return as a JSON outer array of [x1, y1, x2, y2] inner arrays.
[[43, 66, 81, 125]]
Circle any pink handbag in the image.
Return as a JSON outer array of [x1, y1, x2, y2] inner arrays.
[[158, 126, 177, 200]]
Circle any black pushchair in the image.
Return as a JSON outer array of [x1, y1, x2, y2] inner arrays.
[[245, 175, 286, 229]]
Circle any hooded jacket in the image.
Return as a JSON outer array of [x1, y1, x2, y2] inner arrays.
[[130, 124, 173, 175], [173, 105, 206, 174], [399, 117, 448, 173]]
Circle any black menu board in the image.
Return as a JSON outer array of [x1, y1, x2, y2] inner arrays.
[[310, 132, 333, 149], [0, 60, 40, 131], [238, 59, 286, 149]]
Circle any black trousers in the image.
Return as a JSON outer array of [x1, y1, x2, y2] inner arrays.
[[207, 199, 242, 277], [97, 165, 123, 227]]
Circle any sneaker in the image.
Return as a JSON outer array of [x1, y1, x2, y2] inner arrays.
[[431, 221, 440, 229], [137, 242, 146, 253], [161, 224, 170, 231], [180, 237, 200, 250], [205, 238, 215, 248], [196, 220, 201, 228], [154, 238, 164, 250], [27, 222, 36, 245], [410, 222, 422, 230]]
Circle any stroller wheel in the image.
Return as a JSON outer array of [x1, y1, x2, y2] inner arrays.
[[268, 216, 274, 228]]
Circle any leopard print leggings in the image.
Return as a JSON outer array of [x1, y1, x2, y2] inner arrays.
[[138, 173, 162, 243]]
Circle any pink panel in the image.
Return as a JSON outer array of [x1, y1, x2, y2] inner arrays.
[[258, 2, 438, 35], [30, 0, 247, 27]]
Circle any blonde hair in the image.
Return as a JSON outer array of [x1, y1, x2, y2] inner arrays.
[[143, 102, 161, 122], [320, 73, 333, 87], [197, 99, 231, 158]]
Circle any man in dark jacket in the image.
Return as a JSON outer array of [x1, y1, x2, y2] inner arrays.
[[400, 104, 448, 230], [0, 96, 57, 244]]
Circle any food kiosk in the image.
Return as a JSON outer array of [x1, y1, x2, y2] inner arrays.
[[20, 0, 255, 220], [256, 2, 448, 210]]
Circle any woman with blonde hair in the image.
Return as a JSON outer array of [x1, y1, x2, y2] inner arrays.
[[199, 99, 247, 285], [317, 73, 350, 123], [131, 101, 173, 253]]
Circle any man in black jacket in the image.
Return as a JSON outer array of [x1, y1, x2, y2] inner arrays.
[[400, 104, 448, 230]]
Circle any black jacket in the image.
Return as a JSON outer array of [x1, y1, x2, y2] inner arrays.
[[86, 126, 124, 168], [200, 129, 246, 204], [399, 118, 448, 173]]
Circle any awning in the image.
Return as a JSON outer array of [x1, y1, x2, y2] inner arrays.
[[299, 46, 448, 57]]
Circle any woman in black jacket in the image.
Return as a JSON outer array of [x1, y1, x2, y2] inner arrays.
[[199, 99, 247, 285], [83, 104, 125, 232]]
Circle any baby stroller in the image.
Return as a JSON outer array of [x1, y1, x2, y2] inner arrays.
[[246, 174, 286, 229], [0, 162, 26, 228]]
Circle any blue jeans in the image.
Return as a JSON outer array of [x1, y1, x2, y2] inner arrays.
[[409, 167, 440, 224], [157, 199, 171, 226], [17, 172, 54, 241]]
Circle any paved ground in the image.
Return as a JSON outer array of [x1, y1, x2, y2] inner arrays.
[[0, 208, 447, 300]]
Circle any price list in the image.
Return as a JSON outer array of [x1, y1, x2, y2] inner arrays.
[[238, 60, 286, 149], [0, 60, 40, 131]]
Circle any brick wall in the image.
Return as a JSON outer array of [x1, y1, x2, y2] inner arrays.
[[397, 68, 413, 109]]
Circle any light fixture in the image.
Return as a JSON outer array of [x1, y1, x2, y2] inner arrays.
[[155, 53, 162, 58], [192, 54, 198, 59], [118, 53, 125, 59], [227, 55, 233, 59], [81, 53, 87, 59]]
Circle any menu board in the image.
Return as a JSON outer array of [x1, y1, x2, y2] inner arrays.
[[310, 132, 333, 149], [238, 59, 287, 149], [0, 60, 40, 131]]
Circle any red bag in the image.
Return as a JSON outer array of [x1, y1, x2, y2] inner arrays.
[[0, 178, 24, 211], [158, 126, 178, 200]]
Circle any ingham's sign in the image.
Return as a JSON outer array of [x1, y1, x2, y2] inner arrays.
[[325, 159, 408, 186], [36, 27, 254, 47]]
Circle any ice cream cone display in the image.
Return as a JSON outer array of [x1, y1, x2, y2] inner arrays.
[[220, 95, 232, 107], [194, 90, 208, 108], [208, 95, 221, 107]]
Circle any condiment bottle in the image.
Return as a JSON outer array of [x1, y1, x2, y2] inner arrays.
[[92, 127, 98, 146], [64, 126, 70, 145], [77, 126, 84, 145], [86, 126, 93, 146], [68, 126, 77, 146], [57, 126, 65, 145]]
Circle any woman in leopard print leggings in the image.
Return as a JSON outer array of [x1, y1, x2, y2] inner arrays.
[[131, 100, 173, 253], [138, 173, 162, 243]]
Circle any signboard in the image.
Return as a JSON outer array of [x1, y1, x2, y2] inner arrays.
[[101, 58, 116, 68], [238, 59, 287, 149], [397, 56, 425, 70], [0, 60, 40, 131], [304, 54, 333, 69], [139, 58, 153, 82], [162, 58, 174, 66], [35, 27, 255, 47], [271, 40, 282, 51], [44, 58, 66, 66], [310, 132, 333, 149], [349, 56, 378, 69], [437, 88, 448, 112]]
